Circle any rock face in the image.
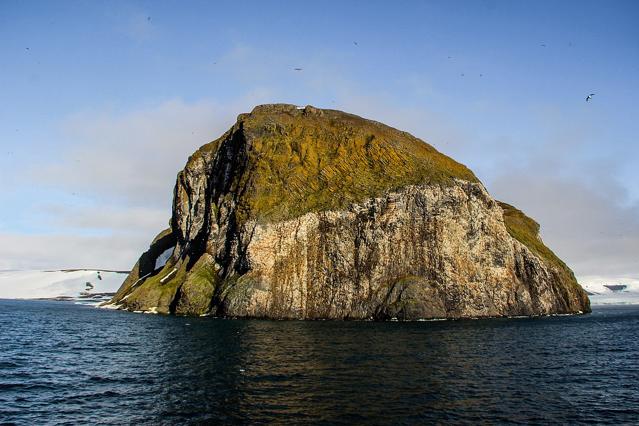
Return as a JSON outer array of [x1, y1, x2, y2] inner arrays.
[[109, 104, 590, 319]]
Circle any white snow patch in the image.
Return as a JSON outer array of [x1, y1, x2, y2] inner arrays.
[[580, 276, 639, 305], [159, 267, 177, 283], [0, 270, 128, 300], [99, 302, 122, 310]]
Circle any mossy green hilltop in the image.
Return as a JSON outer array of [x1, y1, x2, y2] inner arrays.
[[109, 104, 590, 319], [188, 104, 478, 223]]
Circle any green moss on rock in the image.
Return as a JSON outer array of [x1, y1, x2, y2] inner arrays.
[[123, 258, 187, 314], [174, 254, 218, 315], [499, 202, 564, 271], [498, 201, 585, 305], [190, 104, 479, 224]]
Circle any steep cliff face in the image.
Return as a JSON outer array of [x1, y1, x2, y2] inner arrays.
[[108, 104, 590, 318]]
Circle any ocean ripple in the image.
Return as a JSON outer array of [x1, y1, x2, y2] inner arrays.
[[0, 300, 638, 424]]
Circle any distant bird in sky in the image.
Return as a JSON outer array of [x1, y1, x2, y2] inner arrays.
[[540, 43, 546, 47], [586, 93, 595, 102], [460, 73, 465, 77], [293, 68, 302, 71], [25, 47, 29, 51], [147, 16, 151, 21], [353, 41, 358, 46]]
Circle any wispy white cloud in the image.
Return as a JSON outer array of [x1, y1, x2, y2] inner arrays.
[[39, 99, 232, 207], [0, 232, 149, 271], [8, 95, 277, 270], [41, 204, 169, 234]]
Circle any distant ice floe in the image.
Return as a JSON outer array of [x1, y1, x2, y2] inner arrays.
[[580, 277, 639, 305], [0, 270, 128, 305]]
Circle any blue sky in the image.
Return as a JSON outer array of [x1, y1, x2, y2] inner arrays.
[[0, 0, 638, 280]]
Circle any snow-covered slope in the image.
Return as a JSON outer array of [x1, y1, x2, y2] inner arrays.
[[0, 270, 127, 303], [580, 277, 639, 305]]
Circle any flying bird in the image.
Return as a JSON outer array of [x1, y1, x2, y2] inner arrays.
[[293, 68, 303, 71], [586, 93, 595, 102], [353, 41, 358, 46]]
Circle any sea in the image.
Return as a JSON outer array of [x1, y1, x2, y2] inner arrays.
[[1, 300, 638, 425]]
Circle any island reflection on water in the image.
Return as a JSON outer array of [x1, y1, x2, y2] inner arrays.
[[0, 300, 638, 424]]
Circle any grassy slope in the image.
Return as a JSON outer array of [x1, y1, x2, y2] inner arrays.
[[193, 105, 479, 223], [498, 201, 578, 285]]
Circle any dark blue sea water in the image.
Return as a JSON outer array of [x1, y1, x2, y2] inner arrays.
[[1, 301, 638, 425]]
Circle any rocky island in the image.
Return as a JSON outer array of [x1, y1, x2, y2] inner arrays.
[[107, 104, 590, 319]]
